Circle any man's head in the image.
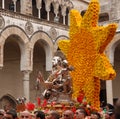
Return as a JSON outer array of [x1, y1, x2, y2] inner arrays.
[[34, 111, 45, 119], [115, 98, 120, 119], [46, 110, 60, 119], [63, 110, 74, 119], [105, 103, 114, 111], [5, 109, 17, 119], [20, 110, 32, 119], [75, 108, 87, 119], [91, 112, 101, 119], [0, 109, 4, 119], [107, 109, 115, 119]]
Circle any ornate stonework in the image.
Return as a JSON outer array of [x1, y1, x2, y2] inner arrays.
[[49, 27, 57, 40], [0, 16, 5, 29], [25, 21, 34, 35]]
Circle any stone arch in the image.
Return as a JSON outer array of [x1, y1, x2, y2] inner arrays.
[[0, 94, 17, 110], [0, 25, 29, 44], [107, 33, 120, 65], [107, 33, 120, 99], [53, 35, 69, 60], [30, 31, 54, 71], [99, 13, 109, 22], [0, 25, 29, 71], [54, 35, 69, 53], [81, 10, 86, 16]]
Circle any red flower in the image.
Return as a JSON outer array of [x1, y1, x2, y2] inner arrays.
[[41, 99, 47, 107], [77, 94, 84, 103], [51, 101, 56, 107], [71, 106, 76, 113], [83, 102, 87, 106], [25, 102, 35, 111], [37, 97, 41, 106]]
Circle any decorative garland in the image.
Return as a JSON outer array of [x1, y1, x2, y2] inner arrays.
[[58, 0, 117, 110]]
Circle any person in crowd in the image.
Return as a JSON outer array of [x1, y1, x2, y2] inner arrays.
[[75, 108, 87, 119], [114, 98, 120, 119], [62, 110, 74, 119], [46, 110, 60, 119], [90, 112, 101, 119], [34, 110, 45, 119], [4, 109, 18, 119], [4, 105, 12, 112], [105, 103, 114, 111], [0, 109, 4, 119], [20, 110, 32, 119], [107, 109, 115, 119]]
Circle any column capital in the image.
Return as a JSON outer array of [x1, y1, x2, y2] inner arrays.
[[22, 70, 31, 74], [36, 0, 42, 9], [44, 0, 52, 12], [52, 2, 59, 16], [61, 5, 67, 16], [12, 0, 17, 2]]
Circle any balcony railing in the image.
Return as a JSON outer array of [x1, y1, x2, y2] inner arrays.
[[0, 8, 69, 31]]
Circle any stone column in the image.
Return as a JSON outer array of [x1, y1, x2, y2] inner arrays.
[[12, 0, 17, 12], [47, 11, 50, 21], [2, 0, 5, 9], [45, 0, 51, 21], [61, 5, 67, 25], [46, 6, 50, 21], [38, 9, 41, 19], [22, 70, 31, 101], [63, 15, 66, 25], [106, 80, 113, 104], [0, 45, 3, 68], [105, 49, 114, 104], [36, 0, 42, 19], [68, 12, 70, 26], [53, 2, 59, 22]]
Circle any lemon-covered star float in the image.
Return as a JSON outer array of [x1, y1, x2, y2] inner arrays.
[[58, 0, 117, 110]]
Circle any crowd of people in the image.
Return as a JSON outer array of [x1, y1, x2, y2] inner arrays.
[[0, 98, 120, 119], [0, 107, 99, 119]]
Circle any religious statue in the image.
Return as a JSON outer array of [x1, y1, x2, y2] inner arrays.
[[36, 56, 74, 102]]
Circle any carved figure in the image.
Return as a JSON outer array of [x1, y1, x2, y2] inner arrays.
[[37, 56, 73, 101]]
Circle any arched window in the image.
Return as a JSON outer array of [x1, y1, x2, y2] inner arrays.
[[49, 3, 54, 22], [32, 0, 38, 17], [0, 94, 17, 110], [41, 0, 47, 20], [16, 0, 20, 12], [99, 13, 109, 22], [0, 0, 2, 8], [81, 10, 86, 17], [65, 8, 69, 25]]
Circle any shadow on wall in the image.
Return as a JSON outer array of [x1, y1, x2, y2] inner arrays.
[[0, 94, 17, 111]]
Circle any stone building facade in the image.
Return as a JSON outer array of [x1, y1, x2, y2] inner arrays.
[[0, 0, 120, 108]]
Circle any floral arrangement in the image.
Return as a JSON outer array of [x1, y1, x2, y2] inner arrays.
[[58, 0, 117, 110], [75, 93, 98, 115]]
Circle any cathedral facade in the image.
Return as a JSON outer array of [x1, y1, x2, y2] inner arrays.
[[0, 0, 120, 108]]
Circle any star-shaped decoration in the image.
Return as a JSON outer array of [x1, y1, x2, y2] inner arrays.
[[58, 0, 117, 110]]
